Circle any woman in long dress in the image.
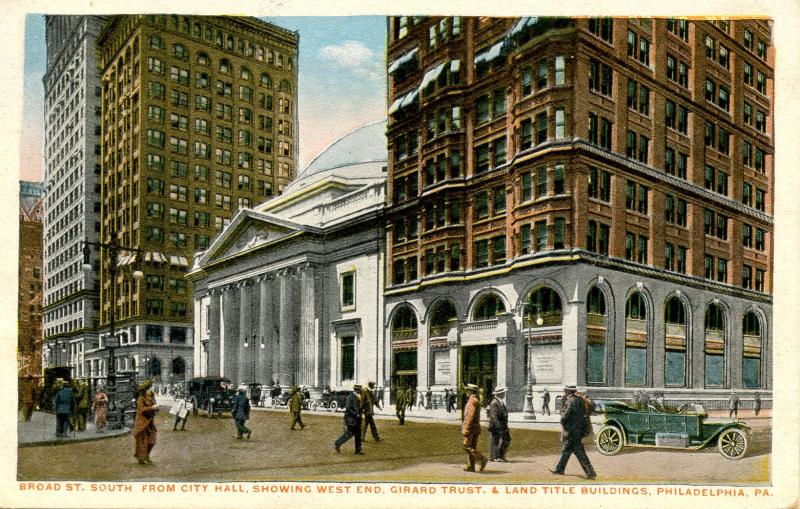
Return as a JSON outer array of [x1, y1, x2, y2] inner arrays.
[[92, 389, 109, 432], [133, 379, 159, 465]]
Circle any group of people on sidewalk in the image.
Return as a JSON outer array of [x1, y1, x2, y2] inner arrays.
[[334, 381, 382, 455], [51, 378, 111, 438]]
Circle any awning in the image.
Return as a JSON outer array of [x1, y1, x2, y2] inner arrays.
[[144, 251, 168, 263], [387, 47, 418, 75], [389, 88, 419, 115], [510, 17, 531, 36], [474, 39, 507, 65], [116, 253, 137, 266], [170, 255, 189, 268], [450, 59, 461, 73], [419, 61, 447, 91]]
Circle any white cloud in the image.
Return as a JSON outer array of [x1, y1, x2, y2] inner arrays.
[[320, 40, 383, 81]]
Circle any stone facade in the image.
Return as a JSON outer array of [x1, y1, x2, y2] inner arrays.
[[19, 182, 45, 377]]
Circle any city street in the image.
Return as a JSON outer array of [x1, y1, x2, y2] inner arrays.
[[18, 404, 770, 484]]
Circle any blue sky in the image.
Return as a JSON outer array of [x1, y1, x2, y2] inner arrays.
[[19, 15, 387, 181]]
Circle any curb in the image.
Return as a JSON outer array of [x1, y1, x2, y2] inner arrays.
[[19, 428, 132, 448]]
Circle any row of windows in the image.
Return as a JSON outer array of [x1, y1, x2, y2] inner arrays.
[[145, 81, 292, 117], [144, 129, 291, 162]]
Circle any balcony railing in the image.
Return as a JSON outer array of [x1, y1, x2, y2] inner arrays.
[[392, 328, 418, 342], [665, 323, 687, 339], [586, 313, 605, 328], [429, 324, 454, 338], [523, 311, 562, 328]]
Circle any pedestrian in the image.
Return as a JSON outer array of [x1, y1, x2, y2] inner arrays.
[[52, 379, 75, 438], [541, 388, 551, 416], [640, 391, 651, 410], [361, 381, 381, 442], [426, 387, 433, 410], [550, 385, 596, 480], [92, 388, 109, 432], [754, 392, 761, 416], [405, 386, 414, 411], [632, 390, 642, 409], [462, 383, 488, 472], [395, 386, 407, 425], [728, 390, 740, 420], [289, 386, 306, 430], [334, 384, 364, 455], [375, 386, 384, 410], [172, 397, 189, 431], [417, 389, 425, 411], [488, 386, 510, 462], [444, 389, 451, 413], [231, 386, 252, 439], [133, 379, 159, 465], [74, 380, 90, 431], [449, 388, 457, 413]]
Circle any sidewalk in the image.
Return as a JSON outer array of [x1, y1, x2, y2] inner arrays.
[[18, 411, 130, 447]]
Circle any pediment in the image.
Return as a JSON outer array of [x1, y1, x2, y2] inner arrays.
[[217, 222, 292, 260]]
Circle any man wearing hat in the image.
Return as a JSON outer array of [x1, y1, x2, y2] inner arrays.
[[134, 379, 159, 464], [52, 379, 75, 438], [394, 385, 407, 425], [550, 385, 596, 479], [488, 386, 510, 462], [462, 383, 488, 472], [335, 384, 364, 454], [361, 381, 381, 442], [289, 386, 305, 430], [231, 385, 252, 439]]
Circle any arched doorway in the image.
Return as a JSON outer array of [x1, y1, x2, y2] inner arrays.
[[391, 306, 418, 396], [664, 296, 688, 387], [146, 357, 162, 380], [473, 294, 506, 321], [624, 292, 648, 386], [742, 310, 762, 388], [704, 302, 726, 387], [429, 300, 457, 337], [586, 286, 607, 384], [171, 357, 186, 382]]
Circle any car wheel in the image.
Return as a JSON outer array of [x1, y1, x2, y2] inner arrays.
[[191, 397, 199, 418], [717, 428, 748, 460], [310, 401, 317, 412], [329, 401, 338, 412], [595, 425, 624, 456]]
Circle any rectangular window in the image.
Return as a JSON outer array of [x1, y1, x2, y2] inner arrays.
[[705, 255, 714, 279], [666, 54, 676, 81], [520, 224, 532, 254], [637, 235, 648, 264], [554, 218, 565, 249], [493, 187, 506, 213], [521, 172, 533, 202], [742, 264, 753, 289], [598, 224, 609, 256], [717, 258, 728, 283], [677, 106, 688, 134], [520, 119, 532, 150], [555, 108, 565, 139], [677, 152, 688, 179], [492, 236, 506, 264], [600, 117, 612, 149], [678, 63, 688, 88], [586, 220, 597, 253], [755, 228, 766, 251], [625, 232, 635, 261], [340, 272, 355, 309], [535, 221, 548, 252], [474, 239, 489, 268], [536, 167, 548, 197], [664, 242, 674, 271], [521, 65, 532, 96], [676, 199, 687, 227], [755, 269, 765, 292], [536, 112, 548, 144], [555, 56, 565, 85], [755, 188, 766, 212], [665, 194, 675, 223], [743, 140, 753, 167], [743, 223, 753, 248], [625, 347, 647, 386], [704, 209, 714, 235], [677, 246, 687, 274], [588, 112, 597, 145], [638, 135, 649, 163], [340, 337, 355, 381], [475, 191, 489, 218], [553, 165, 565, 195]]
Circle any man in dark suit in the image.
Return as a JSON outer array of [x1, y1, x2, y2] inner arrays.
[[361, 381, 380, 442], [289, 386, 305, 430], [395, 386, 407, 425], [487, 386, 510, 462], [334, 384, 364, 454], [53, 379, 75, 438], [541, 388, 551, 416], [550, 385, 596, 479], [231, 386, 252, 439]]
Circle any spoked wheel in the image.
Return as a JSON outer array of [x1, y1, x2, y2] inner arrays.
[[329, 401, 338, 412], [309, 401, 318, 412], [595, 425, 624, 456], [717, 428, 748, 460]]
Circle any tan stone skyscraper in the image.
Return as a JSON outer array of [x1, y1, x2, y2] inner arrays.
[[94, 15, 298, 380]]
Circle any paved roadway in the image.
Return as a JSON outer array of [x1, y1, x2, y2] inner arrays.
[[17, 405, 770, 484]]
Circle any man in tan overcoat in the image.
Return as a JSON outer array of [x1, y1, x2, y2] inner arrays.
[[462, 383, 487, 472]]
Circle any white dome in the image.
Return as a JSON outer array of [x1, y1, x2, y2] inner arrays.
[[295, 120, 387, 181]]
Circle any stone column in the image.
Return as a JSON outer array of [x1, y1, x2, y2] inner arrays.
[[258, 274, 274, 385], [238, 280, 253, 385], [278, 268, 294, 386], [208, 289, 221, 376], [561, 300, 581, 387], [297, 264, 317, 388], [222, 285, 239, 379]]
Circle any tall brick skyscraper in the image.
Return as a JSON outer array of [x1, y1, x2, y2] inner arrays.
[[383, 17, 772, 409], [92, 16, 298, 381], [19, 181, 45, 377]]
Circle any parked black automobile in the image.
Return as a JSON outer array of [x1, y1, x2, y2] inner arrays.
[[184, 376, 234, 417], [321, 390, 351, 412]]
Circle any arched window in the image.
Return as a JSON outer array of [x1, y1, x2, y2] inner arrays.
[[704, 302, 726, 387], [261, 72, 272, 88], [181, 18, 190, 34], [430, 300, 457, 337], [226, 34, 234, 50], [149, 35, 163, 50], [742, 311, 762, 388], [171, 357, 186, 380], [193, 22, 202, 38], [392, 306, 418, 341], [170, 15, 179, 29], [219, 58, 231, 74], [241, 66, 252, 80], [146, 357, 162, 379], [524, 287, 562, 327], [473, 293, 505, 321], [586, 286, 607, 384], [279, 79, 292, 93], [664, 296, 688, 387], [625, 292, 648, 386]]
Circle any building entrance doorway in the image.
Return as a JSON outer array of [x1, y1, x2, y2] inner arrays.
[[391, 350, 417, 404], [460, 344, 496, 408]]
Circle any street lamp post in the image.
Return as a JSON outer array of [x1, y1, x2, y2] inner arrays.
[[243, 333, 265, 384], [83, 235, 143, 430], [522, 302, 543, 420]]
